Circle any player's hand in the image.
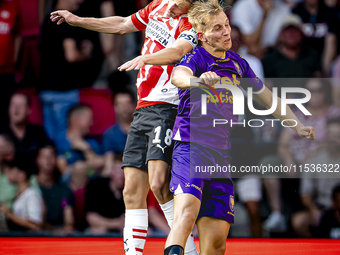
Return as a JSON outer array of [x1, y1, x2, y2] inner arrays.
[[50, 10, 80, 26], [198, 71, 220, 88], [118, 56, 145, 72], [297, 126, 316, 140]]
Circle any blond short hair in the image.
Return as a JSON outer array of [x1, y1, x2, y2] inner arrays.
[[188, 0, 224, 32]]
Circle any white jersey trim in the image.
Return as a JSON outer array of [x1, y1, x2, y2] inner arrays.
[[136, 12, 147, 26], [252, 84, 266, 94]]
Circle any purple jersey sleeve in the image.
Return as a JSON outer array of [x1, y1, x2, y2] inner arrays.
[[176, 49, 205, 76], [239, 56, 265, 94]]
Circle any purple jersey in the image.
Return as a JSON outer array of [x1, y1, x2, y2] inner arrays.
[[172, 46, 265, 149]]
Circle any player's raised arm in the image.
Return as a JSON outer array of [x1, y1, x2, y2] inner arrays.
[[118, 40, 195, 71], [171, 66, 220, 90], [50, 11, 138, 35], [253, 87, 316, 140]]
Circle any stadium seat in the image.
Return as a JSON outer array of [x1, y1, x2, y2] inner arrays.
[[79, 88, 115, 136]]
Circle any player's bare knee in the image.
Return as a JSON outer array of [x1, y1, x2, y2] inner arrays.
[[175, 209, 196, 230], [213, 244, 226, 255], [123, 184, 143, 208], [150, 179, 169, 203], [202, 237, 226, 255]]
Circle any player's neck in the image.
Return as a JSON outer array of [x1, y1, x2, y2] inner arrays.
[[202, 44, 225, 59]]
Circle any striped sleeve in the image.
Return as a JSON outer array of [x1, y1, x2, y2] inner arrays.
[[131, 0, 161, 31]]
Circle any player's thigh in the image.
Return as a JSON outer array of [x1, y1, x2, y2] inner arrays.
[[123, 166, 149, 209], [145, 105, 177, 169], [197, 217, 230, 255], [173, 193, 201, 226], [122, 114, 148, 171], [148, 160, 171, 192]]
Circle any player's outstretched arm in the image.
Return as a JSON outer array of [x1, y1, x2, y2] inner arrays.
[[118, 40, 194, 71], [50, 10, 138, 35], [171, 67, 220, 90], [253, 87, 316, 140]]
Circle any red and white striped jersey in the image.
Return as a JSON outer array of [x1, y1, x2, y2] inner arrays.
[[131, 0, 198, 109]]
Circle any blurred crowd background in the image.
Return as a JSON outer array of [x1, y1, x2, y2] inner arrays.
[[0, 0, 340, 238]]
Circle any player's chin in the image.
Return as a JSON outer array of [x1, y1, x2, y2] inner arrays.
[[223, 40, 232, 50]]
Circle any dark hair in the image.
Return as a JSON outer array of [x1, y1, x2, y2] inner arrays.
[[67, 103, 92, 126], [39, 142, 57, 155], [332, 185, 340, 200], [115, 89, 137, 104], [38, 143, 61, 182], [7, 153, 33, 180]]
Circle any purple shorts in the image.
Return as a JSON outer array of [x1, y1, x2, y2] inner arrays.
[[170, 141, 234, 224]]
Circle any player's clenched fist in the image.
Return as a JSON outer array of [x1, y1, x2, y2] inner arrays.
[[297, 126, 316, 140], [50, 10, 80, 26], [199, 71, 220, 88]]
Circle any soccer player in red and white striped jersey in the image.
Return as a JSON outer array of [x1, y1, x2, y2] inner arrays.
[[51, 1, 199, 254]]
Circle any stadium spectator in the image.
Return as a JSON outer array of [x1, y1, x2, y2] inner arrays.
[[0, 134, 41, 211], [77, 0, 113, 69], [37, 145, 75, 232], [262, 14, 322, 79], [230, 25, 265, 79], [16, 0, 44, 87], [291, 118, 340, 237], [0, 93, 50, 174], [0, 134, 16, 210], [259, 79, 340, 233], [318, 185, 340, 238], [292, 0, 338, 74], [75, 0, 112, 81], [230, 0, 290, 58], [0, 154, 43, 231], [69, 160, 88, 231], [40, 0, 96, 141], [103, 90, 135, 176], [84, 161, 125, 234], [259, 79, 339, 233], [55, 104, 104, 176], [0, 0, 21, 127], [279, 79, 340, 166]]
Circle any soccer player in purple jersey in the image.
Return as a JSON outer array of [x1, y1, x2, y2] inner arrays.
[[164, 1, 316, 255]]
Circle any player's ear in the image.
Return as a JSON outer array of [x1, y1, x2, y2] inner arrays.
[[197, 32, 205, 42]]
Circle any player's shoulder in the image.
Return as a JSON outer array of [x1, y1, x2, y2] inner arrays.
[[228, 50, 249, 60], [227, 51, 249, 66], [179, 46, 205, 63], [227, 50, 253, 77]]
